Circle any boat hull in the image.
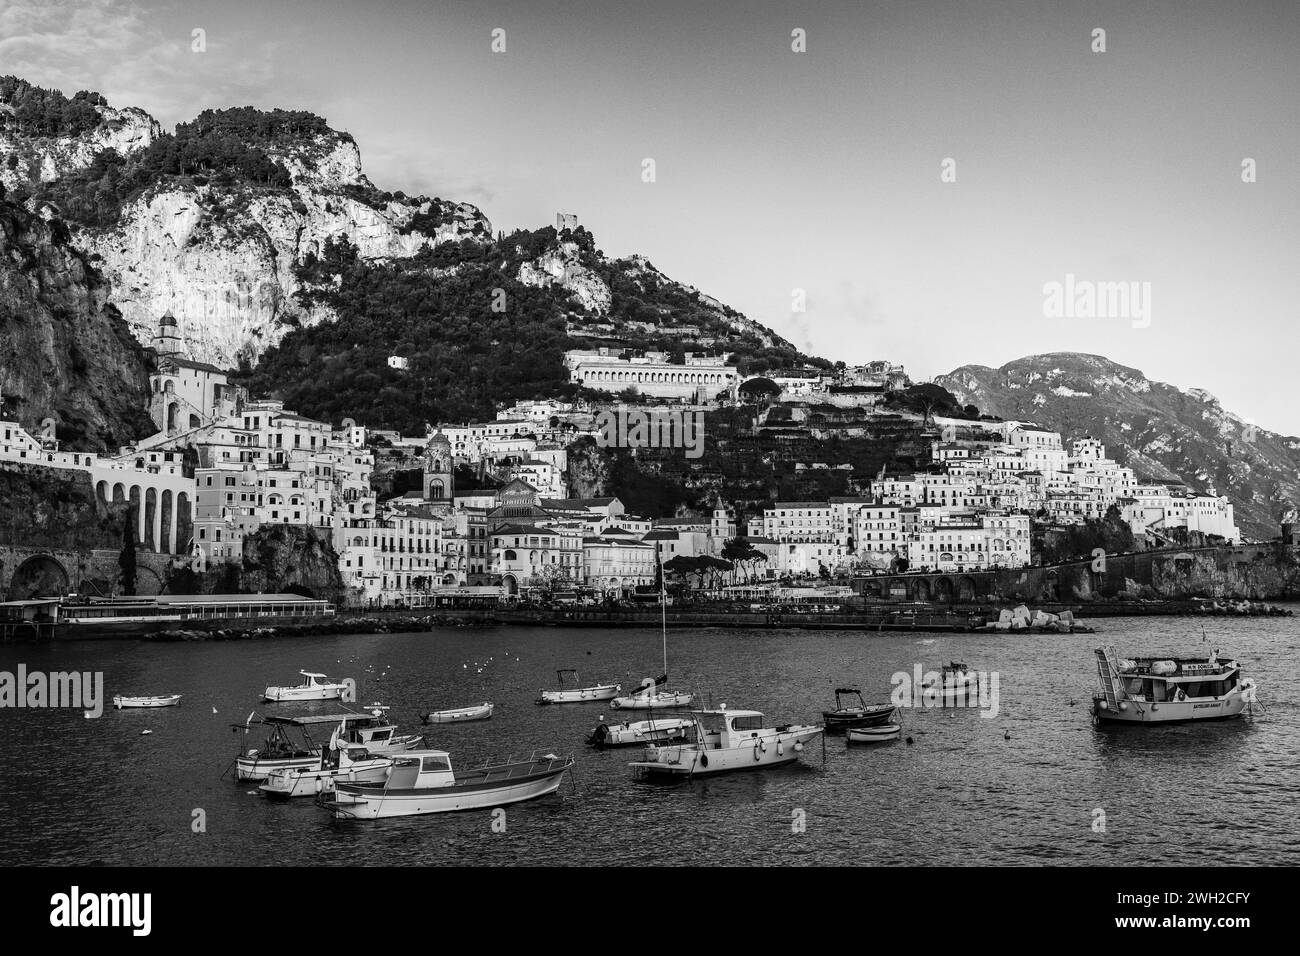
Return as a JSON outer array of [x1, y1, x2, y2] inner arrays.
[[847, 724, 902, 743], [113, 695, 182, 709], [823, 707, 895, 729], [537, 685, 620, 704], [631, 727, 823, 777], [422, 703, 493, 724], [262, 686, 345, 702], [1093, 693, 1248, 724], [259, 761, 392, 799], [326, 764, 570, 818], [234, 752, 321, 782], [588, 718, 692, 748], [611, 692, 694, 710]]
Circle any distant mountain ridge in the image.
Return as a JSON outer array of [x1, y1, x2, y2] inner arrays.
[[935, 353, 1300, 540]]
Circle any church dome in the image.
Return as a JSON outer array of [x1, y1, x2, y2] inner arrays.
[[425, 427, 450, 450]]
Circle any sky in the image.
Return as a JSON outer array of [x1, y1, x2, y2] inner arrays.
[[2, 0, 1298, 432]]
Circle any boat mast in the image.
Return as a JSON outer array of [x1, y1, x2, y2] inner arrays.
[[659, 550, 668, 676]]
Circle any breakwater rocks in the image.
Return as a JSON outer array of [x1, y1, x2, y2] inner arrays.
[[1188, 600, 1292, 617], [142, 614, 492, 642]]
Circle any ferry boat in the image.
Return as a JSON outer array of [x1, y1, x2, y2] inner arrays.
[[628, 707, 824, 778], [234, 709, 421, 781], [323, 749, 574, 819], [1092, 645, 1257, 725], [263, 670, 350, 702], [586, 715, 692, 748], [537, 669, 621, 704]]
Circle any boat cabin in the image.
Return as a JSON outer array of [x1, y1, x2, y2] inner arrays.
[[384, 750, 457, 790], [1114, 655, 1240, 702], [689, 710, 770, 750]]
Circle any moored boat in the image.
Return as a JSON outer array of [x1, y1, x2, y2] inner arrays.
[[822, 687, 895, 730], [923, 662, 981, 705], [113, 694, 182, 709], [419, 702, 494, 724], [586, 715, 692, 749], [1092, 645, 1257, 725], [537, 669, 620, 704], [846, 723, 902, 743], [259, 736, 392, 800], [610, 675, 695, 710], [263, 670, 351, 703], [234, 709, 419, 781], [323, 749, 574, 819], [628, 707, 823, 777]]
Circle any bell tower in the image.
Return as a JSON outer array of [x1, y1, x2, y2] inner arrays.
[[423, 427, 453, 502]]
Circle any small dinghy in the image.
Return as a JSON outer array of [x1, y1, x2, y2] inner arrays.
[[537, 669, 620, 705], [419, 702, 494, 725], [113, 694, 182, 709], [586, 715, 692, 749], [846, 723, 902, 744]]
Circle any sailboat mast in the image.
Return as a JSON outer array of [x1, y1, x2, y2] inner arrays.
[[660, 550, 668, 675]]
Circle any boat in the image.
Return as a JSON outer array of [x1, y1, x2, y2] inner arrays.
[[112, 694, 182, 709], [611, 675, 695, 710], [822, 687, 895, 730], [1092, 645, 1257, 725], [262, 670, 351, 703], [259, 730, 393, 800], [628, 707, 824, 777], [846, 723, 902, 743], [419, 702, 494, 724], [537, 669, 621, 704], [586, 715, 693, 749], [922, 662, 981, 705], [234, 709, 421, 781], [322, 749, 574, 819]]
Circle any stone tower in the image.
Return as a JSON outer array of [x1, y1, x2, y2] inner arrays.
[[556, 212, 578, 233], [151, 311, 184, 357], [423, 427, 453, 502]]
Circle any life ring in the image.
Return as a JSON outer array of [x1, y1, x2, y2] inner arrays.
[[1176, 689, 1186, 702]]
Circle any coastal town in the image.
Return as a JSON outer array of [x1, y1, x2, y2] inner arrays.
[[0, 310, 1254, 610]]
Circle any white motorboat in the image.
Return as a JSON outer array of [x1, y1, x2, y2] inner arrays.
[[419, 702, 494, 724], [113, 694, 182, 709], [611, 676, 695, 710], [263, 670, 351, 703], [629, 707, 824, 778], [1092, 645, 1257, 725], [922, 662, 981, 705], [323, 749, 574, 819], [587, 715, 692, 748], [259, 733, 392, 800], [234, 709, 420, 781], [846, 723, 902, 743], [537, 669, 621, 705]]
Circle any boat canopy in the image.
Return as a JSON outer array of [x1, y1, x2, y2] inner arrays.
[[299, 671, 329, 679], [264, 711, 379, 726], [833, 687, 861, 695]]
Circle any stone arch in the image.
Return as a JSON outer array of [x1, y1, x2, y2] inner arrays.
[[442, 573, 457, 586], [7, 554, 70, 600], [914, 577, 932, 602], [502, 573, 519, 596], [957, 575, 977, 602], [1040, 570, 1060, 602], [933, 576, 954, 603], [144, 487, 159, 551], [133, 565, 164, 596]]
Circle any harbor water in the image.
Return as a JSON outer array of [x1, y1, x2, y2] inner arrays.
[[1, 611, 1297, 866]]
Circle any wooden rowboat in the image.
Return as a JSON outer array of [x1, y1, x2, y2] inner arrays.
[[846, 723, 902, 743], [113, 694, 182, 709], [420, 702, 494, 725]]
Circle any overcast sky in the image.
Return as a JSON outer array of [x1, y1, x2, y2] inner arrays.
[[3, 0, 1298, 432]]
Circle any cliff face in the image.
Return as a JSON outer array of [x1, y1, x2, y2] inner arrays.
[[936, 353, 1300, 542], [0, 464, 128, 548], [239, 524, 343, 602], [0, 196, 154, 449], [0, 101, 159, 191]]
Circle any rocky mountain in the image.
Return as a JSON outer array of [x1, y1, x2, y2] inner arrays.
[[0, 191, 155, 449], [935, 353, 1300, 541]]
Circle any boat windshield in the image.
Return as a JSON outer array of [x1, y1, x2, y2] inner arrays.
[[421, 755, 451, 772], [730, 715, 766, 732]]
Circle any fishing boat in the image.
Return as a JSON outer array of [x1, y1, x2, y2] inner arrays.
[[822, 687, 895, 730], [259, 731, 392, 800], [233, 709, 420, 781], [628, 707, 824, 778], [1092, 645, 1257, 725], [112, 694, 182, 709], [419, 702, 494, 725], [586, 715, 693, 749], [922, 662, 981, 705], [262, 670, 351, 703], [847, 723, 902, 743], [537, 669, 621, 705], [611, 675, 695, 710], [322, 749, 574, 819]]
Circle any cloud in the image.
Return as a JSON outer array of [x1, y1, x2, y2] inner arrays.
[[0, 0, 284, 126]]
